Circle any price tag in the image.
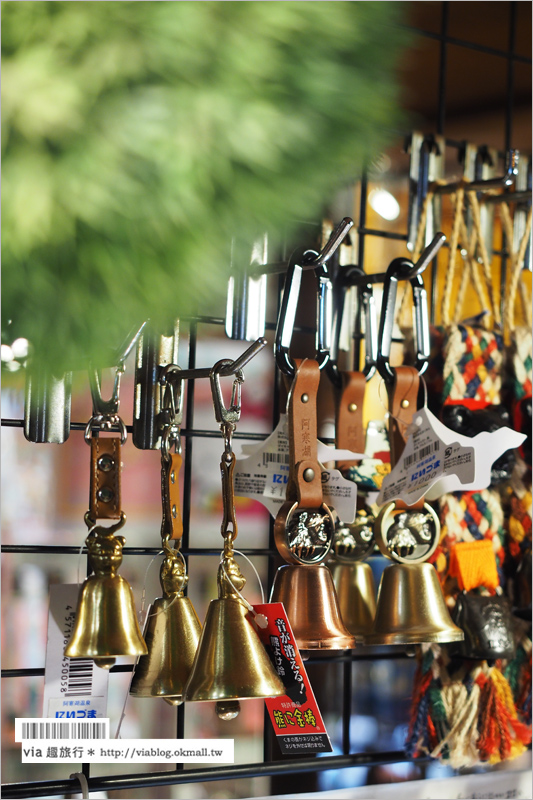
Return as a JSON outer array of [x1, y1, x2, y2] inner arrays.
[[42, 584, 109, 720], [251, 602, 332, 755], [377, 406, 526, 506], [234, 416, 358, 521]]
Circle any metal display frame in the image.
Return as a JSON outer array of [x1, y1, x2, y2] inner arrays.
[[2, 4, 531, 797]]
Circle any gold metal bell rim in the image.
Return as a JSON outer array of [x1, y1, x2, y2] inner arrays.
[[365, 562, 464, 646]]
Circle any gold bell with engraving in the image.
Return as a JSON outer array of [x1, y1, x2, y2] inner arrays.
[[365, 502, 464, 646], [184, 359, 284, 719], [130, 549, 201, 705], [65, 517, 148, 669]]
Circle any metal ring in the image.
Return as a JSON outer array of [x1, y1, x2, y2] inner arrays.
[[373, 501, 440, 564], [274, 500, 334, 565], [84, 414, 128, 445]]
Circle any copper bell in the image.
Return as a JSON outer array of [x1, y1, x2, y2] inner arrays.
[[366, 503, 464, 646], [65, 526, 147, 669], [270, 564, 356, 651], [184, 551, 285, 719], [365, 562, 464, 646], [130, 551, 201, 705]]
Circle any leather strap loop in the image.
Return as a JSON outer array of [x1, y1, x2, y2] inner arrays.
[[161, 452, 183, 542], [387, 365, 425, 511], [335, 370, 366, 470], [286, 359, 323, 509], [90, 436, 121, 520]]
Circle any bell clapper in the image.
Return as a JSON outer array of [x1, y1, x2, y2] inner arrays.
[[216, 700, 241, 720]]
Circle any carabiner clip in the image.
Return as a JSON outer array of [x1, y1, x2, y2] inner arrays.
[[159, 365, 184, 428], [327, 265, 377, 387], [210, 359, 244, 426], [274, 218, 353, 378], [88, 364, 124, 416], [275, 249, 333, 377]]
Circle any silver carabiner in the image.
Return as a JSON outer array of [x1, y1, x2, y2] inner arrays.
[[85, 362, 128, 444], [210, 359, 244, 426], [159, 365, 184, 457], [274, 250, 333, 377], [327, 264, 377, 386], [376, 234, 445, 384]]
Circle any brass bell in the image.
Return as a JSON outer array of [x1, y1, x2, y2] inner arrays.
[[130, 550, 201, 705], [365, 562, 464, 646], [65, 526, 147, 669], [331, 561, 376, 641], [270, 564, 356, 651], [184, 551, 285, 718]]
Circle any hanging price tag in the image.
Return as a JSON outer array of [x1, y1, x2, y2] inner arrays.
[[42, 584, 109, 720], [251, 602, 332, 755], [377, 406, 526, 506], [234, 416, 359, 521]]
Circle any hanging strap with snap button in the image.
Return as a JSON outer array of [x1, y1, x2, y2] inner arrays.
[[274, 359, 334, 565], [86, 363, 128, 524]]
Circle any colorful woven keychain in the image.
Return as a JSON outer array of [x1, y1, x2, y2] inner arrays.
[[499, 201, 533, 725], [405, 184, 532, 766]]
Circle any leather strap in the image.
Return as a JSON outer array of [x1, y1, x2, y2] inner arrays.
[[335, 371, 366, 470], [90, 436, 121, 520], [161, 453, 183, 542], [387, 365, 425, 511], [286, 359, 323, 508]]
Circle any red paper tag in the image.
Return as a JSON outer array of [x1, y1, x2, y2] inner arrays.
[[251, 602, 332, 755]]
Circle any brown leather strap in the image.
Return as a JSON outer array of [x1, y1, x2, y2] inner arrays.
[[90, 436, 121, 520], [161, 453, 183, 542], [335, 371, 366, 470], [387, 365, 425, 511], [286, 359, 323, 508]]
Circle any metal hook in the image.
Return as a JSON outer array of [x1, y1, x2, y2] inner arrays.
[[376, 233, 446, 383], [433, 149, 519, 194], [210, 359, 244, 427], [327, 264, 377, 386], [88, 363, 124, 416]]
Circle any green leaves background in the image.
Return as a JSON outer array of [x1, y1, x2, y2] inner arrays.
[[2, 1, 410, 371]]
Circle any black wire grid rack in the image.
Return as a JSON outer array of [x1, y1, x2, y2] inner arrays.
[[2, 4, 531, 798]]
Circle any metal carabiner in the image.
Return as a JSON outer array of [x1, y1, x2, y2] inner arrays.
[[210, 359, 244, 426], [159, 365, 184, 456], [88, 363, 124, 416], [274, 249, 333, 377], [327, 264, 378, 387], [376, 234, 446, 384], [274, 218, 353, 377]]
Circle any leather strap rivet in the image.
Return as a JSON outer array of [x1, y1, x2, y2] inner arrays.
[[97, 454, 115, 473], [97, 487, 115, 504], [348, 403, 358, 412], [301, 393, 309, 403], [401, 399, 410, 408], [303, 468, 315, 482], [170, 471, 175, 484], [172, 504, 177, 518]]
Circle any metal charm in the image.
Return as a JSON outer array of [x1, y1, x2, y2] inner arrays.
[[282, 502, 334, 564], [333, 511, 375, 564], [374, 502, 440, 564]]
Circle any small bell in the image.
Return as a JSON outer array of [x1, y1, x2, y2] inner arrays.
[[184, 550, 285, 718], [65, 526, 147, 669], [130, 550, 201, 705]]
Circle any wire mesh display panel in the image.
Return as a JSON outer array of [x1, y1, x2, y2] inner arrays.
[[2, 4, 531, 798]]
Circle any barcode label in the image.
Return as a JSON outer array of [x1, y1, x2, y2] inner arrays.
[[403, 441, 440, 468], [262, 452, 289, 466], [64, 659, 93, 696], [15, 718, 109, 741]]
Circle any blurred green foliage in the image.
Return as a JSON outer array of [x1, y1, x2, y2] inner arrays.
[[2, 1, 410, 371]]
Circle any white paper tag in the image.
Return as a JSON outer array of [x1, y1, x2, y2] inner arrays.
[[377, 406, 526, 505], [234, 416, 358, 522], [42, 584, 109, 719]]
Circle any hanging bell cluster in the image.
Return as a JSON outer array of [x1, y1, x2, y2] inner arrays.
[[65, 521, 148, 669]]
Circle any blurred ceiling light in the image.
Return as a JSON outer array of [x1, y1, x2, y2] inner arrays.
[[11, 337, 29, 359], [368, 188, 400, 221], [1, 345, 14, 362], [5, 360, 21, 372]]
